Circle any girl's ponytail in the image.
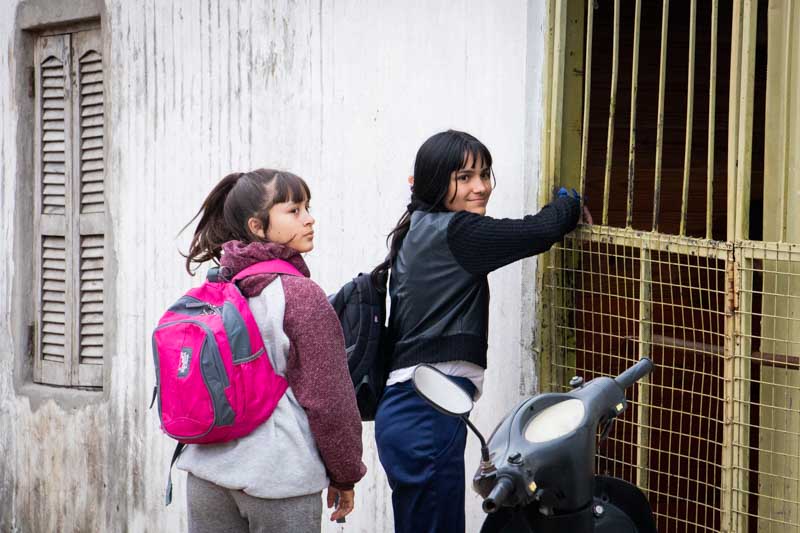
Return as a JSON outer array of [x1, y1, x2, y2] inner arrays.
[[183, 172, 244, 274], [181, 169, 311, 275], [371, 197, 430, 289], [371, 205, 411, 289]]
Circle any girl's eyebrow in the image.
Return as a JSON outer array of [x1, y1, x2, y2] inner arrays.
[[458, 166, 489, 173]]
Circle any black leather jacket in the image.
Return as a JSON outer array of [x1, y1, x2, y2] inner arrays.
[[389, 211, 489, 371], [388, 196, 581, 372]]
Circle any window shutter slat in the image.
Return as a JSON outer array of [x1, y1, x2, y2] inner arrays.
[[44, 109, 65, 120], [81, 105, 103, 118], [43, 152, 65, 161], [81, 117, 103, 129], [42, 130, 65, 141], [42, 171, 64, 185], [43, 121, 66, 131]]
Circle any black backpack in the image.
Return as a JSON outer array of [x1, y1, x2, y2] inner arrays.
[[328, 273, 391, 421]]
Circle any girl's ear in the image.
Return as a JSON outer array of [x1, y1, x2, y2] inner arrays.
[[247, 216, 266, 239], [407, 175, 414, 187]]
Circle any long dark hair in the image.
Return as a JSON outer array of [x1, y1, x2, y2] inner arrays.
[[182, 168, 310, 275], [371, 130, 493, 285]]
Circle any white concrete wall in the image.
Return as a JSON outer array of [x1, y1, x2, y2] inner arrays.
[[0, 1, 549, 531]]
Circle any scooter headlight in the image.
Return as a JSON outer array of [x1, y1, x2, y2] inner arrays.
[[523, 399, 585, 443]]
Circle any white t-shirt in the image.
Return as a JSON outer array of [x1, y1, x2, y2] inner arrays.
[[386, 360, 485, 400]]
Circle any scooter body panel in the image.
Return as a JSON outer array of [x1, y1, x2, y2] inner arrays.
[[593, 476, 657, 533], [479, 476, 657, 533]]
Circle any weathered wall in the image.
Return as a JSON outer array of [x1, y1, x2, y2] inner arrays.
[[0, 1, 548, 531]]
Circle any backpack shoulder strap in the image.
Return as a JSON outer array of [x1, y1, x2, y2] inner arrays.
[[353, 272, 386, 310], [231, 259, 303, 282]]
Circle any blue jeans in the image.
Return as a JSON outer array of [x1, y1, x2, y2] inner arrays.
[[375, 377, 477, 533]]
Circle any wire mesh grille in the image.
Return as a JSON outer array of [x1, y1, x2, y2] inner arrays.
[[544, 228, 800, 532]]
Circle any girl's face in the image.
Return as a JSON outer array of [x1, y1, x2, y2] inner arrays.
[[443, 152, 493, 215], [250, 197, 315, 252]]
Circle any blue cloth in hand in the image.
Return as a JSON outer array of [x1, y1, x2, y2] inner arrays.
[[556, 186, 581, 201]]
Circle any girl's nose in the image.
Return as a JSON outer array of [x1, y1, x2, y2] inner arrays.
[[305, 213, 315, 226], [473, 178, 489, 195]]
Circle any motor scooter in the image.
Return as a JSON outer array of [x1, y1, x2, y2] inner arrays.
[[412, 358, 658, 533]]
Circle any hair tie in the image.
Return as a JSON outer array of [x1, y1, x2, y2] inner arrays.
[[406, 195, 425, 213], [407, 195, 436, 214]]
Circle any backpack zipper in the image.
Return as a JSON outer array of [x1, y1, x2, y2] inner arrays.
[[169, 295, 222, 316]]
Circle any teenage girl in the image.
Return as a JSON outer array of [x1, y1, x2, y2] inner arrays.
[[178, 169, 366, 533], [372, 130, 584, 533]]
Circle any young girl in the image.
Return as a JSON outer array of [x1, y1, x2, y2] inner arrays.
[[177, 169, 366, 532], [373, 130, 583, 533]]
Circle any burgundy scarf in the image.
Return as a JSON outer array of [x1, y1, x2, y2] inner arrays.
[[220, 240, 310, 297]]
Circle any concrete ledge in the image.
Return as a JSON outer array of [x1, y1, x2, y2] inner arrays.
[[16, 381, 106, 411], [17, 0, 102, 30]]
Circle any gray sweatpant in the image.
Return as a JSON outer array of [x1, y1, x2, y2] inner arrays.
[[186, 473, 323, 533]]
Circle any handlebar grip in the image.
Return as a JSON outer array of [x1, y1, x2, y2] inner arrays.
[[615, 358, 654, 390], [482, 476, 514, 513]]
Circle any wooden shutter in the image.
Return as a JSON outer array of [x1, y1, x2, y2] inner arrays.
[[72, 29, 105, 387], [34, 33, 74, 386], [33, 27, 105, 388]]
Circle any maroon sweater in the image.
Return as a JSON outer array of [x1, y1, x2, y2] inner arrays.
[[221, 241, 367, 490]]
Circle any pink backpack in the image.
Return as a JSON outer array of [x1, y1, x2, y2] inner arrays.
[[151, 259, 301, 504]]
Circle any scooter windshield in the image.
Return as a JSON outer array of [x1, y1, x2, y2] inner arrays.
[[523, 398, 585, 443]]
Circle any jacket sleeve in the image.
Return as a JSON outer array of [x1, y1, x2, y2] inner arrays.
[[281, 275, 367, 490], [446, 195, 581, 275]]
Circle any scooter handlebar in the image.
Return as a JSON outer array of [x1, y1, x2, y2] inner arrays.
[[615, 358, 654, 390], [482, 476, 514, 513]]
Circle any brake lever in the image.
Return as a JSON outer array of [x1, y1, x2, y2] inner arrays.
[[599, 416, 615, 442]]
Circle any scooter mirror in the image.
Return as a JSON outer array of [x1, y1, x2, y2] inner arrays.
[[412, 364, 474, 417]]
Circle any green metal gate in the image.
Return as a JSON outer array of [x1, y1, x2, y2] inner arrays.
[[539, 1, 800, 531]]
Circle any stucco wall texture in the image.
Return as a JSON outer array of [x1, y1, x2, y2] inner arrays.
[[0, 1, 548, 531]]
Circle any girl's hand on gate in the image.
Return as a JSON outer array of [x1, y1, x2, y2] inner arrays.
[[553, 186, 592, 225], [327, 485, 355, 522], [581, 205, 594, 225]]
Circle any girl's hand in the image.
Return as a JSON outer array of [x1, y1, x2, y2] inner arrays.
[[581, 205, 593, 225], [553, 186, 592, 225], [327, 485, 355, 522]]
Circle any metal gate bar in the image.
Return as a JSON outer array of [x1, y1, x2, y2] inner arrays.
[[706, 0, 719, 240], [679, 0, 697, 237], [601, 0, 619, 225], [652, 0, 669, 232], [637, 246, 652, 490], [625, 0, 641, 229], [778, 1, 795, 244], [578, 0, 593, 208], [723, 3, 758, 531]]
